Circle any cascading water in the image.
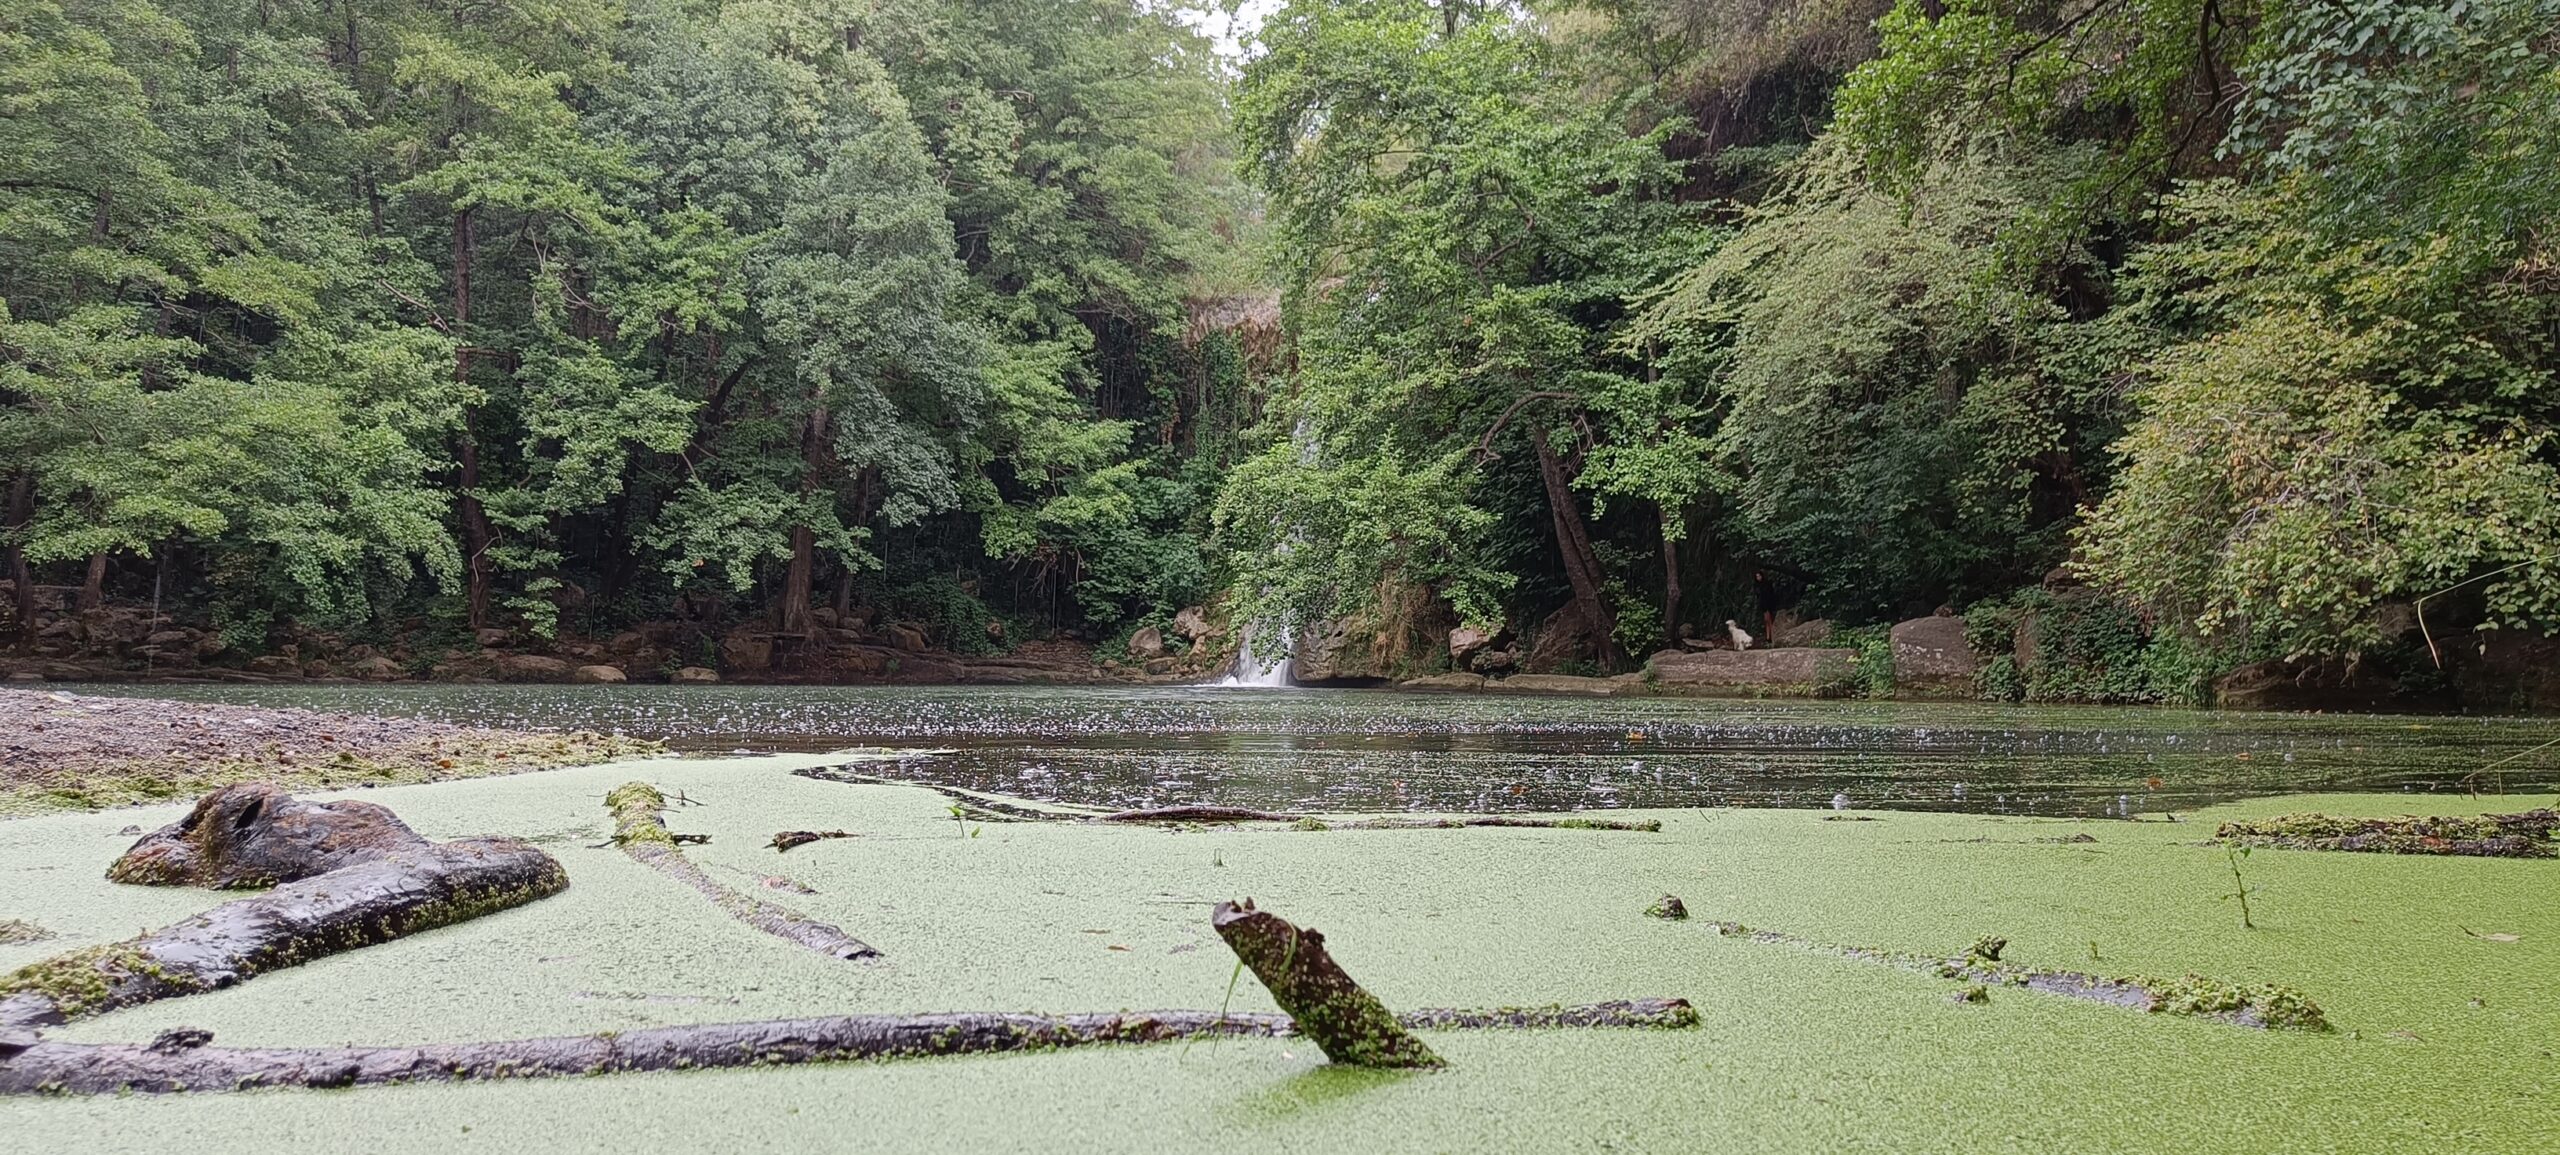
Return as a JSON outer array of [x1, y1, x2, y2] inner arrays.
[[1214, 622, 1294, 687]]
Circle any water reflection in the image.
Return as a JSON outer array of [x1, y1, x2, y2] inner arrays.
[[75, 684, 2560, 818]]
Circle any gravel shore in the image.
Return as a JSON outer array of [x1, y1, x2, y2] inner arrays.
[[0, 688, 659, 816]]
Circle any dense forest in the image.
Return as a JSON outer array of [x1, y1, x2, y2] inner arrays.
[[4, 0, 2557, 700]]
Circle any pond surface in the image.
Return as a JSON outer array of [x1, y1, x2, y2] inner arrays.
[[73, 684, 2560, 818]]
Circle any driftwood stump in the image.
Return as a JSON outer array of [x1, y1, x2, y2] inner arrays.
[[3, 785, 565, 1030], [1211, 899, 1442, 1068], [107, 783, 433, 888]]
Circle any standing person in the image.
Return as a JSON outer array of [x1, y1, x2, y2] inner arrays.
[[1754, 571, 1780, 644]]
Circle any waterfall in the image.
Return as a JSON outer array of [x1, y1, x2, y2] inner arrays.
[[1214, 622, 1294, 687]]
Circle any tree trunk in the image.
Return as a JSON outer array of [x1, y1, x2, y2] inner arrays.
[[777, 405, 829, 636], [1658, 504, 1683, 649], [76, 552, 107, 613], [451, 206, 491, 630], [1528, 425, 1619, 668], [3, 475, 32, 638]]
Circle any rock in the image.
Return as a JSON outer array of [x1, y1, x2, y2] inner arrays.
[[1142, 657, 1176, 675], [1521, 604, 1606, 673], [885, 623, 930, 654], [721, 627, 774, 671], [145, 629, 191, 647], [1469, 647, 1517, 674], [608, 631, 649, 654], [1649, 648, 1851, 697], [1400, 672, 1487, 690], [1645, 895, 1689, 920], [193, 634, 228, 659], [474, 627, 512, 648], [1172, 605, 1214, 641], [1129, 626, 1168, 659], [346, 655, 405, 681], [498, 654, 573, 682], [6, 672, 42, 683], [985, 619, 1006, 643], [1448, 624, 1500, 664], [1774, 618, 1834, 647], [571, 664, 627, 684], [672, 666, 720, 684], [1490, 673, 1628, 696], [809, 607, 840, 629], [245, 654, 300, 676], [1889, 615, 1978, 698]]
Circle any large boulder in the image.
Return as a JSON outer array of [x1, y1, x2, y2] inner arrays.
[[571, 664, 628, 684], [672, 665, 720, 684], [1521, 604, 1607, 673], [1401, 672, 1487, 691], [1889, 615, 1978, 698], [1490, 673, 1633, 696], [1773, 618, 1834, 648], [1448, 625, 1502, 665], [885, 623, 930, 654], [346, 655, 406, 681], [1128, 626, 1168, 659], [720, 627, 774, 671], [499, 653, 573, 682], [1172, 605, 1215, 642], [1649, 648, 1851, 697]]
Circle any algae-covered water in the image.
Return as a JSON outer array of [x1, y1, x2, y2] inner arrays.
[[3, 754, 2556, 1153], [69, 683, 2560, 817]]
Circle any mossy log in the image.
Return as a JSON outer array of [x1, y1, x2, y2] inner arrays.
[[1211, 898, 1443, 1068], [1703, 921, 2328, 1031], [1, 836, 565, 1030], [607, 783, 880, 961], [2213, 809, 2557, 858], [0, 999, 1695, 1096]]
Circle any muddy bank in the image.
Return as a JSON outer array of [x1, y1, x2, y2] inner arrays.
[[0, 689, 658, 816]]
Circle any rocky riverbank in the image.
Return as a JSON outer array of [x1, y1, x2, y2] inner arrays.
[[0, 689, 659, 816]]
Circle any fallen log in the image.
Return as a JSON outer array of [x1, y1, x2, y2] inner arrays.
[[2213, 809, 2558, 858], [1212, 898, 1442, 1068], [0, 999, 1697, 1095], [1702, 920, 2328, 1031], [607, 783, 880, 961], [2, 834, 565, 1030], [789, 769, 1659, 832]]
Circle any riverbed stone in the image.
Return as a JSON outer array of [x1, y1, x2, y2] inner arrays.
[[886, 624, 930, 654], [1129, 626, 1168, 658], [1491, 673, 1629, 695], [1172, 606, 1214, 641], [571, 664, 627, 684], [1889, 615, 1978, 698], [500, 654, 573, 682], [1400, 672, 1487, 690], [1650, 648, 1849, 697], [672, 666, 720, 684]]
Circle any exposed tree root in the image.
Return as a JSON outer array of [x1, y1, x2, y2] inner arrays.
[[607, 783, 880, 961], [1213, 898, 1444, 1067], [0, 999, 1695, 1095], [790, 768, 1661, 833], [1702, 920, 2329, 1031], [2213, 810, 2558, 858], [4, 785, 563, 1029]]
